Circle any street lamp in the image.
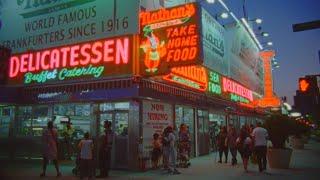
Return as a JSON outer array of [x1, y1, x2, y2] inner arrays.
[[255, 18, 263, 24], [261, 32, 269, 37], [215, 12, 229, 20]]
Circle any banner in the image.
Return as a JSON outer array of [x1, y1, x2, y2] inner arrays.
[[201, 8, 227, 75], [0, 0, 139, 53], [142, 100, 173, 154]]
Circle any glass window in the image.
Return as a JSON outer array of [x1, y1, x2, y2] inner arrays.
[[100, 102, 130, 112], [16, 106, 33, 136], [32, 106, 49, 136], [0, 106, 13, 137]]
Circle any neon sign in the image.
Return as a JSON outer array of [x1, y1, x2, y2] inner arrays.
[[8, 36, 132, 85], [207, 70, 222, 95], [139, 3, 201, 76], [299, 79, 309, 92], [163, 66, 207, 91], [222, 77, 253, 101], [254, 51, 281, 108]]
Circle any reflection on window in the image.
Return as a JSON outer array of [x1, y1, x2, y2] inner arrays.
[[115, 113, 128, 136], [198, 110, 209, 133]]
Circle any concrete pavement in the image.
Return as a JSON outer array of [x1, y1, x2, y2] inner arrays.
[[1, 141, 320, 180]]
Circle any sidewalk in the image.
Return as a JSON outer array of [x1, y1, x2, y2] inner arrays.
[[1, 141, 320, 180]]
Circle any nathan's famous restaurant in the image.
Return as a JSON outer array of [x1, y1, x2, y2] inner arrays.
[[0, 1, 268, 170]]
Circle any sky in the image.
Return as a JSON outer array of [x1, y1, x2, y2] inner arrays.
[[215, 0, 320, 105]]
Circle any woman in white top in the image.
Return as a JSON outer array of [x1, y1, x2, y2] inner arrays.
[[78, 132, 94, 179]]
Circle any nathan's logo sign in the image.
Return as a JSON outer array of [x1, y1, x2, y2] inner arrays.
[[222, 77, 253, 102], [139, 3, 202, 76], [163, 65, 207, 91], [8, 36, 132, 85]]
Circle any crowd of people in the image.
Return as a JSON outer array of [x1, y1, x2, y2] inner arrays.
[[39, 120, 268, 178], [217, 122, 269, 172]]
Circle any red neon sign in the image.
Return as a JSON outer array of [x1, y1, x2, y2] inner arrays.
[[222, 77, 253, 101], [163, 66, 207, 91], [299, 79, 309, 92], [140, 4, 196, 27], [9, 37, 129, 78], [139, 3, 201, 76]]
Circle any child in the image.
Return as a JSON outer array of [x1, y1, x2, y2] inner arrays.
[[78, 132, 94, 179], [151, 133, 162, 169]]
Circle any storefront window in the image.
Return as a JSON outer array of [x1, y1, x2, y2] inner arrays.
[[99, 102, 130, 112], [197, 110, 209, 133], [53, 103, 92, 140], [16, 106, 33, 136], [0, 106, 13, 137], [32, 106, 50, 136]]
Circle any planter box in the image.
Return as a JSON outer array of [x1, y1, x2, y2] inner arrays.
[[267, 148, 292, 169], [292, 137, 304, 149]]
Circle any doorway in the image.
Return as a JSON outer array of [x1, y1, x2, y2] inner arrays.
[[99, 111, 129, 169]]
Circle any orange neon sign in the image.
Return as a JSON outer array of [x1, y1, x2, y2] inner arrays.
[[163, 66, 207, 91], [255, 51, 281, 108], [139, 3, 201, 76], [299, 79, 309, 92]]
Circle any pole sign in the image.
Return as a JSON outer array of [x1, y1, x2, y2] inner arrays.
[[8, 35, 133, 85], [0, 0, 139, 54], [139, 3, 202, 76]]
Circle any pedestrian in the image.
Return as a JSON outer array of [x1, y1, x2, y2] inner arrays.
[[162, 127, 170, 170], [97, 121, 114, 178], [62, 120, 75, 160], [40, 121, 61, 177], [237, 129, 253, 172], [78, 132, 94, 179], [165, 126, 180, 175], [217, 126, 228, 163], [151, 133, 162, 169], [226, 126, 238, 165], [251, 122, 269, 172], [178, 124, 191, 168]]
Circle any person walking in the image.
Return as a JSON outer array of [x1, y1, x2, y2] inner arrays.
[[151, 133, 162, 169], [237, 129, 253, 172], [165, 126, 180, 175], [40, 121, 61, 177], [226, 126, 238, 165], [78, 132, 94, 179], [251, 122, 269, 172], [97, 121, 114, 178], [217, 126, 228, 163]]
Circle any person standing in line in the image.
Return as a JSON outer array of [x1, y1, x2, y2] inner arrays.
[[178, 124, 191, 168], [165, 126, 180, 175], [237, 129, 253, 172], [97, 121, 114, 178], [251, 122, 269, 172], [162, 127, 170, 170], [217, 126, 228, 163], [151, 133, 162, 169], [227, 126, 238, 165], [40, 121, 61, 177], [62, 121, 75, 160], [78, 132, 94, 179]]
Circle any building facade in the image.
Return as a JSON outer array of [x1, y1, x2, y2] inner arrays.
[[0, 1, 265, 170]]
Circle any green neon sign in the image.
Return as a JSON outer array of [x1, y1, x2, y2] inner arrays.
[[24, 65, 104, 84], [172, 75, 201, 89], [230, 93, 250, 104], [207, 71, 222, 95]]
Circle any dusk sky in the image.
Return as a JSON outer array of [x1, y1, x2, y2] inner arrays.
[[216, 0, 320, 105]]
